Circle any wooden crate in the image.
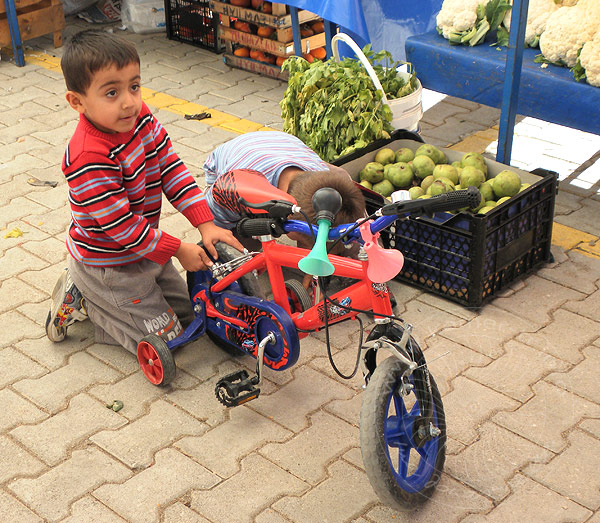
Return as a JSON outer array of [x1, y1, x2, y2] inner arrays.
[[210, 1, 319, 34], [0, 0, 64, 48], [219, 25, 325, 57], [224, 52, 289, 80], [213, 1, 325, 81]]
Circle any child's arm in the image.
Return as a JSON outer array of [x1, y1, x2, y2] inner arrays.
[[151, 117, 243, 256]]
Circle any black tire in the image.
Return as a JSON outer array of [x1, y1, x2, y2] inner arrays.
[[285, 279, 313, 313], [137, 334, 176, 386], [360, 356, 446, 509]]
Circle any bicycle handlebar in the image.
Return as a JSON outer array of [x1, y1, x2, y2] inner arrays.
[[236, 218, 282, 238], [236, 187, 481, 243], [380, 186, 481, 216]]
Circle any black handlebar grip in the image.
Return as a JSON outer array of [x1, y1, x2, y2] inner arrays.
[[236, 218, 277, 238], [423, 186, 482, 214], [381, 186, 482, 216]]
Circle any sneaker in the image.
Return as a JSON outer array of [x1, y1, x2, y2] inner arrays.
[[45, 269, 88, 342]]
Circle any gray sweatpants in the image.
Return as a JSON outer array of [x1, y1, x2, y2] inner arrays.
[[68, 256, 193, 354]]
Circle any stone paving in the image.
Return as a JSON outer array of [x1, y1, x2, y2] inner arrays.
[[1, 18, 599, 523]]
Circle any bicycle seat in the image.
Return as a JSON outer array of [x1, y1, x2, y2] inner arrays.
[[211, 169, 297, 217]]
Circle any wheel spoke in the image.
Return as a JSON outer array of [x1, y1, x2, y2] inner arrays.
[[415, 444, 429, 459], [149, 363, 162, 379], [138, 345, 152, 361], [409, 400, 421, 417], [397, 445, 411, 479], [391, 391, 408, 418]]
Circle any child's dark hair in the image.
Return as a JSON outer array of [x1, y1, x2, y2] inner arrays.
[[61, 30, 140, 94], [288, 170, 366, 227]]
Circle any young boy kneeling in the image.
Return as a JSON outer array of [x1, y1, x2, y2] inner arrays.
[[45, 30, 243, 352]]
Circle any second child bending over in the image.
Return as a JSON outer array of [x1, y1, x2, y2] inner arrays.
[[203, 131, 366, 254]]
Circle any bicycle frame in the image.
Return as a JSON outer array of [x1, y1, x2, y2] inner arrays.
[[205, 235, 394, 337]]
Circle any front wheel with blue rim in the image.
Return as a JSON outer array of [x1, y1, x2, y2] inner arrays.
[[360, 356, 446, 509]]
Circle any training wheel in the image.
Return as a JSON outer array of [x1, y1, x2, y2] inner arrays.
[[137, 334, 176, 386]]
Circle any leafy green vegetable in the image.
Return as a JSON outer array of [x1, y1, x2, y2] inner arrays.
[[534, 53, 567, 67], [571, 47, 587, 83], [492, 26, 510, 47], [443, 0, 512, 47], [280, 47, 417, 162]]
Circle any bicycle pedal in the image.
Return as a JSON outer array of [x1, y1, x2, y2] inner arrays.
[[215, 370, 260, 407]]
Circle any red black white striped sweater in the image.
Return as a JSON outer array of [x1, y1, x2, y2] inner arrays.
[[63, 103, 212, 267]]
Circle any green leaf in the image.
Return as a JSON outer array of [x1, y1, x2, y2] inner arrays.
[[571, 48, 587, 82], [533, 54, 566, 67], [485, 0, 512, 31], [470, 19, 491, 46], [492, 26, 510, 47]]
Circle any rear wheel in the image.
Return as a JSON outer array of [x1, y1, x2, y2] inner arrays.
[[285, 278, 313, 313], [360, 355, 446, 509]]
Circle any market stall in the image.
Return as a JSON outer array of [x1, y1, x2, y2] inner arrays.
[[405, 14, 600, 155]]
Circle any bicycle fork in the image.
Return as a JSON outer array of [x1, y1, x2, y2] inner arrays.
[[361, 319, 441, 447]]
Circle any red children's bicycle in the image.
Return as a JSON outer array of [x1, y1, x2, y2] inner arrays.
[[136, 171, 480, 509]]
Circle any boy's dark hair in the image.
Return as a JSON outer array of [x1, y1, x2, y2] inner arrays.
[[61, 30, 140, 94], [288, 170, 366, 227]]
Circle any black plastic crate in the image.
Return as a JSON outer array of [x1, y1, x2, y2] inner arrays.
[[339, 139, 557, 307], [164, 0, 221, 52]]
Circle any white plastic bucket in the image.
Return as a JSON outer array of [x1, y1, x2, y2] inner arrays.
[[331, 33, 423, 132]]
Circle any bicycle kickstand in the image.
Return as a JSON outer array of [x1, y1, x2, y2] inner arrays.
[[214, 332, 276, 407]]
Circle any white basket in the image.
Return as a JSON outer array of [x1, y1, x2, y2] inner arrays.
[[331, 33, 423, 132]]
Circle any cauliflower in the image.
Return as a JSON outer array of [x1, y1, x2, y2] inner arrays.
[[539, 0, 600, 67], [575, 30, 600, 86], [503, 0, 560, 47], [436, 0, 490, 38], [436, 0, 511, 46]]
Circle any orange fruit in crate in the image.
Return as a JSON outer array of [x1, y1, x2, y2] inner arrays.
[[309, 47, 326, 60], [233, 47, 250, 57], [257, 26, 275, 38], [251, 0, 272, 12], [230, 0, 251, 6], [300, 26, 314, 37], [260, 53, 276, 64], [310, 21, 324, 33], [302, 53, 315, 63], [233, 20, 253, 33], [249, 49, 262, 60], [276, 56, 286, 67]]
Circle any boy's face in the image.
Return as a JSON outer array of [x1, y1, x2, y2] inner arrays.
[[66, 62, 142, 134]]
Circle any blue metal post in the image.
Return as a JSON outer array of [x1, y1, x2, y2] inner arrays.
[[496, 0, 529, 164], [324, 21, 337, 59], [290, 6, 302, 56], [4, 0, 25, 67]]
